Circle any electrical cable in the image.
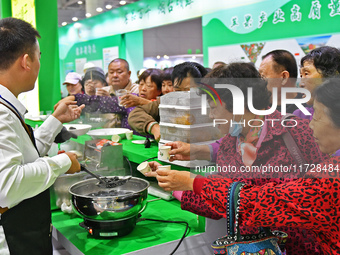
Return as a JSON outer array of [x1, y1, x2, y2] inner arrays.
[[138, 218, 191, 255]]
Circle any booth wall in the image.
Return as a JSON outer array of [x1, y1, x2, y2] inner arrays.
[[36, 0, 60, 111]]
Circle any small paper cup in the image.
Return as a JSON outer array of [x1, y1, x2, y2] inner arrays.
[[157, 165, 171, 171], [137, 161, 151, 175], [126, 130, 133, 140], [159, 145, 171, 160], [111, 134, 121, 142]]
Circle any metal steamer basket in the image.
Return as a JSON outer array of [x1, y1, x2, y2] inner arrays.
[[69, 176, 149, 238]]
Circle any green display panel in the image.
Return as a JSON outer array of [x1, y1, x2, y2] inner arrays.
[[202, 0, 340, 67]]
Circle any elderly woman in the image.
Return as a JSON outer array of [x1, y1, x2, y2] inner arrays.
[[155, 79, 340, 254], [147, 63, 328, 254], [165, 63, 263, 163], [294, 46, 340, 120], [119, 68, 162, 108]]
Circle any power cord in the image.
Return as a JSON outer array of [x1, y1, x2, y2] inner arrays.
[[137, 218, 191, 255]]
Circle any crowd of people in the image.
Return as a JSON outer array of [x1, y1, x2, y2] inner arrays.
[[57, 45, 340, 254], [144, 48, 340, 254], [1, 16, 340, 255]]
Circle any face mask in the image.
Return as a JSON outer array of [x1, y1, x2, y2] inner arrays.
[[229, 116, 244, 137]]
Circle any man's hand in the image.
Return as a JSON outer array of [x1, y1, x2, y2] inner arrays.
[[52, 101, 85, 123], [54, 96, 75, 110], [165, 141, 191, 161], [156, 169, 195, 191], [64, 152, 81, 174]]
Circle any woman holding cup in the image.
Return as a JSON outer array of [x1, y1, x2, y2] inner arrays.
[[142, 63, 328, 254], [82, 68, 110, 96], [150, 79, 340, 254]]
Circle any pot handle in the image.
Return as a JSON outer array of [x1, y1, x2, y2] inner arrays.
[[116, 193, 141, 202]]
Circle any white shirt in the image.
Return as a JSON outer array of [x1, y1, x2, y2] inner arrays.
[[0, 85, 72, 254]]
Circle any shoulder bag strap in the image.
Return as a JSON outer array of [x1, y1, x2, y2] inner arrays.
[[227, 182, 244, 237], [233, 183, 245, 241]]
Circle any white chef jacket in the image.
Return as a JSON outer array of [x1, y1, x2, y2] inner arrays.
[[0, 85, 72, 254]]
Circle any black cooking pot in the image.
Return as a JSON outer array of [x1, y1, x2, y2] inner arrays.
[[69, 176, 149, 221]]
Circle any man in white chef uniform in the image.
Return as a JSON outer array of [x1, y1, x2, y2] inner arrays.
[[0, 17, 85, 255]]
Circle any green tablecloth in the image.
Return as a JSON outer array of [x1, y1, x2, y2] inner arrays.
[[52, 194, 204, 255]]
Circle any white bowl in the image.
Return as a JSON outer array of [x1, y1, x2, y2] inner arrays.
[[63, 124, 92, 136], [86, 128, 130, 140]]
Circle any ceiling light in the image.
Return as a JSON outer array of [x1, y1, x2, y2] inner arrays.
[[96, 7, 103, 12], [156, 55, 160, 59], [119, 1, 127, 5], [72, 17, 78, 21], [86, 13, 92, 17], [77, 1, 83, 4], [192, 56, 196, 59], [62, 22, 67, 26], [106, 4, 113, 9], [164, 55, 169, 59]]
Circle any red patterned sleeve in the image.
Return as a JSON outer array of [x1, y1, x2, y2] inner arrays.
[[181, 190, 224, 219], [181, 176, 232, 219], [199, 175, 340, 232]]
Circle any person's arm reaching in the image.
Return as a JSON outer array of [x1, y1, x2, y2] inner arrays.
[[128, 98, 160, 136]]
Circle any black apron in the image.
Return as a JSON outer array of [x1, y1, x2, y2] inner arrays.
[[0, 102, 52, 255]]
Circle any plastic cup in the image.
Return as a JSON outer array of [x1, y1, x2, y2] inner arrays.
[[159, 146, 171, 160], [116, 89, 128, 107], [126, 130, 133, 140], [157, 165, 171, 170], [137, 161, 151, 175]]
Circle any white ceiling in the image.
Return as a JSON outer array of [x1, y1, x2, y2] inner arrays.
[[57, 0, 140, 26], [57, 1, 203, 57]]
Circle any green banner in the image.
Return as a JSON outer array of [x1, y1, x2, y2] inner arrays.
[[202, 0, 340, 66]]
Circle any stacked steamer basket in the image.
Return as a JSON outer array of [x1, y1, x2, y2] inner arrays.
[[158, 88, 221, 167]]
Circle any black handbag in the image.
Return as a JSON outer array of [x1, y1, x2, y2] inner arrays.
[[211, 182, 288, 255]]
